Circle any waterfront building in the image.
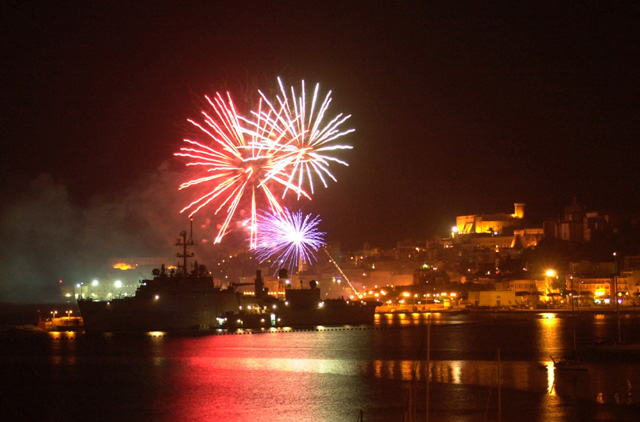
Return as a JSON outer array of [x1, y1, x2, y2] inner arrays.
[[468, 290, 516, 307], [575, 277, 613, 302], [496, 279, 538, 293]]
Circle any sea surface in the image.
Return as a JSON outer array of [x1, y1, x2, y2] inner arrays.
[[2, 309, 640, 421]]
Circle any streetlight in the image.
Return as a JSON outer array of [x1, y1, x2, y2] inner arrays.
[[545, 269, 556, 306]]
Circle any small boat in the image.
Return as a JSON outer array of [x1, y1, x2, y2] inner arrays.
[[550, 355, 589, 371], [551, 298, 588, 371], [37, 314, 84, 332]]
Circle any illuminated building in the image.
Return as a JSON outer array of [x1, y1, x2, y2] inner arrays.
[[468, 291, 516, 307], [455, 203, 525, 235], [452, 203, 543, 250]]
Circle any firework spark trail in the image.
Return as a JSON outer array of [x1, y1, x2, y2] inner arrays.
[[174, 92, 308, 248], [254, 77, 354, 199], [255, 209, 325, 275], [175, 79, 353, 248]]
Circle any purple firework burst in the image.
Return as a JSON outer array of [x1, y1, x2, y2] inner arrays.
[[255, 209, 325, 275]]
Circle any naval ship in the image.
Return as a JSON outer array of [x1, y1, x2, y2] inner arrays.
[[78, 222, 240, 331]]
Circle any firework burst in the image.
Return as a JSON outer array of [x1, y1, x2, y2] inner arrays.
[[175, 79, 352, 248], [255, 209, 325, 275], [251, 77, 354, 198], [174, 92, 308, 248]]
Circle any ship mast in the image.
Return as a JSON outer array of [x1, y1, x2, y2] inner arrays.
[[176, 218, 195, 275]]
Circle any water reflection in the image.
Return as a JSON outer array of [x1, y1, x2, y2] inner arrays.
[[536, 313, 563, 358], [545, 361, 556, 395], [368, 359, 549, 393], [160, 345, 355, 421], [591, 313, 608, 341], [48, 331, 78, 366], [187, 356, 361, 375], [5, 312, 640, 422], [376, 312, 445, 326]]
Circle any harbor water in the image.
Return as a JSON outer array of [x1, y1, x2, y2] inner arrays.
[[2, 311, 640, 421]]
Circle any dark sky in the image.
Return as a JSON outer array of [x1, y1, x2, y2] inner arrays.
[[2, 1, 639, 256]]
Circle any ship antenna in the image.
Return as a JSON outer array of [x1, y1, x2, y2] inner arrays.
[[176, 217, 195, 276]]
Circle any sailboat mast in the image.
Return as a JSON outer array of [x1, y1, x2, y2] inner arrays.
[[426, 314, 431, 422], [497, 348, 501, 422]]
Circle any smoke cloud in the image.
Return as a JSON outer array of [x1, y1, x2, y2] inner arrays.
[[0, 163, 215, 303]]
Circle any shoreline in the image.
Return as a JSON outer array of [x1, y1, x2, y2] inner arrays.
[[375, 305, 640, 315], [3, 302, 640, 334]]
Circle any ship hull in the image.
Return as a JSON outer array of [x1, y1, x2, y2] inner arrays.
[[79, 291, 240, 331], [277, 301, 378, 327], [226, 299, 379, 329]]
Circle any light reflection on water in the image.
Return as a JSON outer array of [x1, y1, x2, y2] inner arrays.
[[537, 313, 563, 358], [376, 311, 448, 326], [3, 312, 640, 421], [368, 359, 547, 391], [190, 356, 362, 375]]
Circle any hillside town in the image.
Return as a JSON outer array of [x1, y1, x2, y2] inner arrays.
[[348, 200, 640, 311], [69, 199, 640, 312]]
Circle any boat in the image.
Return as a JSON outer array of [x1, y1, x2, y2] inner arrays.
[[78, 223, 241, 331], [222, 271, 379, 329], [38, 314, 84, 332], [550, 354, 589, 371], [550, 294, 588, 371], [79, 221, 377, 332], [278, 284, 379, 327]]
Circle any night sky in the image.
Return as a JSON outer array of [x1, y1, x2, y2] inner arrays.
[[2, 2, 639, 300]]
